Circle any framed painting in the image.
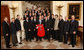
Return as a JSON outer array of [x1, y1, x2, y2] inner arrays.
[[67, 3, 81, 20]]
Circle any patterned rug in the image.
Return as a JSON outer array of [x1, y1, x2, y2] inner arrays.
[[1, 36, 83, 49]]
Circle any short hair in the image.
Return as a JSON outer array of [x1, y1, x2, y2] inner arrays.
[[26, 17, 28, 18], [71, 15, 75, 17], [26, 7, 28, 9], [59, 15, 62, 17], [12, 17, 15, 19], [4, 17, 7, 19], [17, 15, 19, 17], [55, 14, 58, 17]]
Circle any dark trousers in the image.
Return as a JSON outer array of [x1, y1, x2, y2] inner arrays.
[[43, 30, 47, 39], [34, 30, 37, 39], [36, 36, 42, 41], [54, 30, 59, 40], [25, 30, 28, 41], [51, 29, 55, 40], [4, 35, 10, 47], [64, 33, 68, 44], [58, 30, 63, 42], [12, 33, 17, 45], [47, 30, 51, 41], [70, 34, 76, 47], [32, 30, 34, 40], [28, 31, 32, 41]]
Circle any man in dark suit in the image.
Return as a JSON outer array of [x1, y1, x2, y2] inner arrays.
[[44, 16, 51, 42], [51, 14, 55, 40], [10, 18, 18, 46], [23, 13, 28, 20], [30, 17, 34, 40], [63, 17, 70, 44], [69, 15, 78, 47], [36, 16, 44, 41], [2, 17, 11, 48], [28, 13, 32, 21], [25, 7, 29, 13], [58, 15, 64, 42], [41, 15, 45, 25], [27, 17, 34, 42], [15, 15, 22, 44], [23, 17, 29, 42], [33, 16, 38, 41], [44, 17, 47, 40]]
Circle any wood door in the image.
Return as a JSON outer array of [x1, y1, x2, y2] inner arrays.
[[1, 5, 10, 36]]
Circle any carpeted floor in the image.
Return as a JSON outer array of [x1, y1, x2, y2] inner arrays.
[[1, 36, 83, 49]]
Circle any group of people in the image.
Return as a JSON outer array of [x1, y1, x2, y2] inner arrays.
[[2, 6, 78, 48]]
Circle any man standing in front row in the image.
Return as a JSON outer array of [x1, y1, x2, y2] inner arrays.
[[44, 16, 51, 42], [69, 15, 78, 47], [24, 17, 29, 42], [15, 15, 22, 44], [10, 18, 18, 46], [58, 15, 64, 42], [2, 17, 11, 48], [63, 17, 70, 44]]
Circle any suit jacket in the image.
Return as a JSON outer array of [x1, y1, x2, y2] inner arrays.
[[51, 18, 55, 29], [10, 22, 17, 34], [44, 19, 51, 30], [15, 19, 21, 31], [69, 20, 78, 34], [23, 15, 28, 20], [58, 19, 64, 31], [2, 21, 10, 37], [23, 20, 29, 32], [63, 20, 70, 33], [28, 20, 34, 31], [41, 19, 45, 25], [33, 19, 38, 29]]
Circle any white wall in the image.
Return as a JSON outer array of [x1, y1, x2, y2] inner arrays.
[[1, 1, 23, 22], [52, 1, 83, 26]]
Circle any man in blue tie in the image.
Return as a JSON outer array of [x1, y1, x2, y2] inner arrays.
[[69, 15, 79, 47]]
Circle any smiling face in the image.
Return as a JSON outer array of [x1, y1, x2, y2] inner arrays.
[[31, 17, 33, 20], [71, 15, 75, 20], [65, 17, 68, 21], [12, 18, 15, 22], [4, 17, 8, 22], [26, 17, 28, 20], [39, 16, 42, 20]]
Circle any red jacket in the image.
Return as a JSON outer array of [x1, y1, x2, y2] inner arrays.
[[36, 24, 45, 37]]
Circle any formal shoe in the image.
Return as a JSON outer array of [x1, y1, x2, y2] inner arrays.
[[68, 43, 71, 45], [72, 45, 75, 47], [6, 46, 11, 48], [9, 44, 11, 47], [64, 43, 67, 44], [48, 40, 50, 42], [36, 40, 38, 42], [40, 40, 42, 41], [26, 40, 28, 42], [13, 44, 18, 46], [19, 42, 22, 44]]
